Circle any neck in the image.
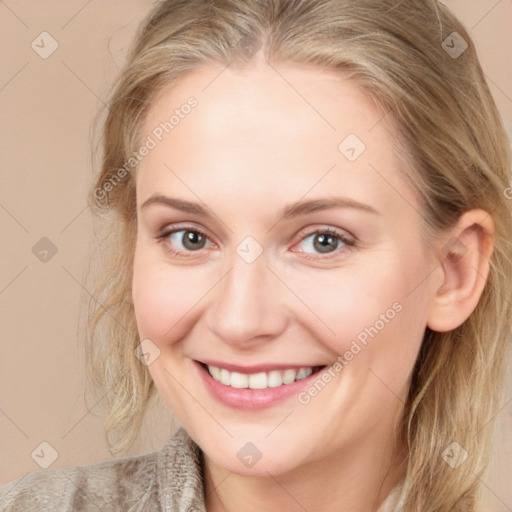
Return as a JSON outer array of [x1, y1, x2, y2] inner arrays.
[[202, 412, 407, 512]]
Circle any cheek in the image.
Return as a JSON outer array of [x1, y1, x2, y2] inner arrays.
[[288, 265, 408, 344], [288, 254, 429, 376], [131, 247, 207, 345]]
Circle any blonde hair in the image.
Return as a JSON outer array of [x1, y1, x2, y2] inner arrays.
[[85, 0, 512, 509]]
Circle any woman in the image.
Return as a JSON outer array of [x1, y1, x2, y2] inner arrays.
[[1, 0, 511, 510]]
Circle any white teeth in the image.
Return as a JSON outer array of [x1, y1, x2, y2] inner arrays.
[[220, 368, 230, 386], [282, 369, 296, 385], [209, 366, 221, 381], [267, 370, 283, 388], [206, 364, 318, 389], [248, 372, 267, 389], [230, 372, 249, 389], [296, 367, 313, 380]]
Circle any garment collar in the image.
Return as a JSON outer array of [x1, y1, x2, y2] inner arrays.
[[157, 426, 206, 512]]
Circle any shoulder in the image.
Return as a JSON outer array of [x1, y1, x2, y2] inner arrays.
[[0, 427, 206, 512], [0, 448, 160, 512]]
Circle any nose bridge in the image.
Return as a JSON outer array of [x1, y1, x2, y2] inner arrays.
[[206, 247, 287, 345]]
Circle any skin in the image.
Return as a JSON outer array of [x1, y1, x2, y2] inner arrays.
[[131, 55, 495, 511]]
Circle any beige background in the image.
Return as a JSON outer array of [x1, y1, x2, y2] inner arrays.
[[1, 1, 511, 509]]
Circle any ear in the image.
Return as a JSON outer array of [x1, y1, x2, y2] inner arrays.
[[426, 209, 495, 332]]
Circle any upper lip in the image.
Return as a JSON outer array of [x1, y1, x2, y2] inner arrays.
[[197, 359, 327, 374]]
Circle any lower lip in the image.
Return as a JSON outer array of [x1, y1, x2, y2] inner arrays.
[[194, 360, 326, 410]]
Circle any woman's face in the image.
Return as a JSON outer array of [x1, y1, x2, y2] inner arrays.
[[132, 60, 436, 476]]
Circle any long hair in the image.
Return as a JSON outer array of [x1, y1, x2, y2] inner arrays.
[[85, 1, 512, 509]]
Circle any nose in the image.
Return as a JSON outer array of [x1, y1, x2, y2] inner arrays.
[[205, 251, 289, 348]]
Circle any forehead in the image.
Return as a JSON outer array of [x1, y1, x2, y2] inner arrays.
[[136, 61, 418, 221], [141, 61, 383, 155]]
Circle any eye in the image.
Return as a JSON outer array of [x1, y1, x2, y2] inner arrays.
[[156, 226, 215, 257], [293, 227, 355, 259], [168, 229, 208, 251]]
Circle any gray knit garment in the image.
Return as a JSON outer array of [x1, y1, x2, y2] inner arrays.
[[0, 427, 403, 511]]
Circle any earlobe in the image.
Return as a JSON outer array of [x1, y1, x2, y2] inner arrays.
[[426, 209, 495, 332]]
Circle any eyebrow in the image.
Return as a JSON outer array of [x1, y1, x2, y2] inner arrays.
[[140, 194, 380, 221]]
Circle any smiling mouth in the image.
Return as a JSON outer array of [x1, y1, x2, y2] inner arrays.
[[199, 362, 326, 390]]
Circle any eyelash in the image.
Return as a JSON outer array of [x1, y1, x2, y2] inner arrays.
[[154, 224, 355, 261]]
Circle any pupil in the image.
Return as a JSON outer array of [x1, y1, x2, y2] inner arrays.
[[315, 234, 337, 253], [184, 231, 205, 250]]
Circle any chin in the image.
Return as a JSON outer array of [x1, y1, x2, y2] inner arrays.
[[203, 441, 303, 477]]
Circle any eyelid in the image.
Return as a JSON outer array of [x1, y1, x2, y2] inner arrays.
[[155, 222, 215, 244], [293, 225, 355, 245]]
